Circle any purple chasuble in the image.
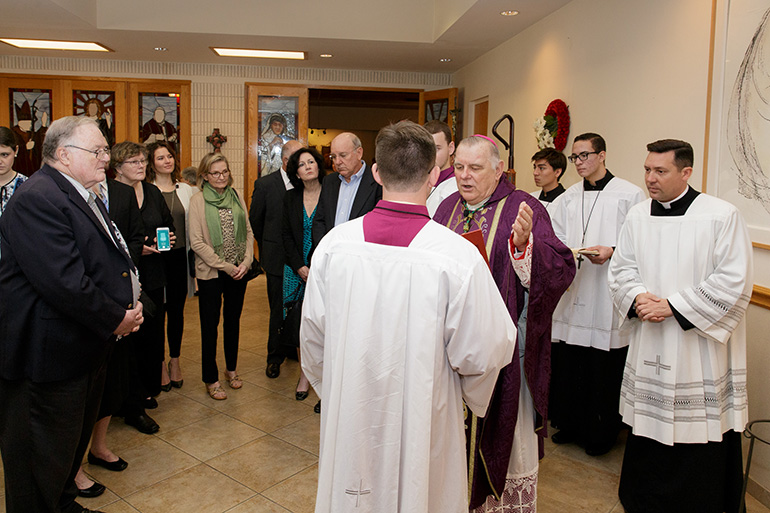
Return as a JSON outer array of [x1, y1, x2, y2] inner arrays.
[[433, 179, 575, 509], [435, 166, 455, 187], [363, 200, 431, 247]]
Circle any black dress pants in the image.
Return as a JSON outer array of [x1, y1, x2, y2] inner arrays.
[[265, 271, 285, 365], [164, 247, 188, 359], [0, 359, 108, 513], [198, 272, 248, 384]]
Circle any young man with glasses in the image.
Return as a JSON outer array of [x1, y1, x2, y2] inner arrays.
[[547, 132, 645, 456]]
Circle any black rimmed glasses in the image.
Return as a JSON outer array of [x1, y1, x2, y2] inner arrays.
[[208, 169, 230, 178], [567, 151, 599, 163], [66, 145, 111, 160]]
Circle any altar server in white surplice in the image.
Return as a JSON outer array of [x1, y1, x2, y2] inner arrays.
[[608, 139, 752, 513], [548, 133, 645, 456], [301, 121, 515, 513]]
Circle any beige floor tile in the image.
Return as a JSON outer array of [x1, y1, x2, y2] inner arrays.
[[748, 493, 770, 513], [85, 437, 199, 496], [150, 389, 219, 432], [240, 367, 301, 393], [609, 500, 625, 512], [261, 464, 318, 513], [207, 436, 316, 493], [125, 464, 256, 513], [549, 436, 626, 477], [272, 416, 321, 456], [538, 493, 597, 513], [224, 392, 315, 433], [91, 417, 157, 457], [159, 413, 266, 461], [224, 495, 290, 513], [538, 455, 620, 512], [101, 500, 141, 512]]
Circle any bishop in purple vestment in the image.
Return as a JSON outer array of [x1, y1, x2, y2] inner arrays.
[[434, 135, 575, 510]]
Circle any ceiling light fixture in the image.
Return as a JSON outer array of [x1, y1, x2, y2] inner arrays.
[[0, 38, 111, 52], [154, 47, 167, 51], [320, 54, 333, 58], [440, 58, 452, 62], [500, 10, 519, 16], [211, 47, 305, 60]]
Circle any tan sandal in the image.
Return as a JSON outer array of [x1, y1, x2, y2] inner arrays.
[[226, 374, 243, 389], [207, 384, 227, 400]]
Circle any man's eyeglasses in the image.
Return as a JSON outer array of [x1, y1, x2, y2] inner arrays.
[[123, 159, 147, 166], [567, 151, 599, 163], [208, 170, 230, 178], [66, 145, 111, 160]]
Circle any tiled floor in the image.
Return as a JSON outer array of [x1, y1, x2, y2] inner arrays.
[[2, 275, 769, 512]]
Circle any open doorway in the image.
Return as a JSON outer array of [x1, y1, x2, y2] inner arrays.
[[307, 88, 420, 168]]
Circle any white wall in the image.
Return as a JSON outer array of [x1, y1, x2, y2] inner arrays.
[[454, 0, 711, 194], [454, 0, 770, 500]]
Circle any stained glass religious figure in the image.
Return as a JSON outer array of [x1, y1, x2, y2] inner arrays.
[[139, 93, 180, 154], [9, 89, 51, 176], [73, 90, 116, 147]]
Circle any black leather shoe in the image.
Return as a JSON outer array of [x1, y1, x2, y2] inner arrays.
[[144, 397, 158, 409], [160, 382, 172, 392], [63, 503, 105, 513], [265, 363, 280, 379], [88, 451, 128, 471], [77, 481, 106, 498], [314, 400, 321, 414], [125, 413, 160, 434], [170, 379, 184, 388], [295, 390, 309, 401], [551, 429, 576, 445]]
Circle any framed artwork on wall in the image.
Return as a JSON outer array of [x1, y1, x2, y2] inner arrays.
[[128, 81, 191, 168], [139, 92, 180, 152], [9, 88, 52, 176], [257, 96, 299, 177], [73, 90, 116, 147]]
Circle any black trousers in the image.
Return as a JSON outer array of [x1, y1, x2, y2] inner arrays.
[[265, 271, 285, 365], [620, 431, 744, 513], [198, 272, 248, 384], [549, 341, 628, 449], [130, 286, 165, 399], [164, 247, 188, 358], [0, 359, 108, 513]]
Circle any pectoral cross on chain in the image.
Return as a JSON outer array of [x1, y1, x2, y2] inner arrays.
[[643, 355, 671, 375], [576, 253, 584, 269], [345, 479, 371, 507]]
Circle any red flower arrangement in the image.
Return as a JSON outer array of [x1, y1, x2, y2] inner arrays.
[[544, 99, 570, 151]]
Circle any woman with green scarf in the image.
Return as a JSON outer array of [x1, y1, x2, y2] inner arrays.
[[189, 153, 254, 400]]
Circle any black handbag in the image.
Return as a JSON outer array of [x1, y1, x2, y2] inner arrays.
[[244, 258, 263, 281]]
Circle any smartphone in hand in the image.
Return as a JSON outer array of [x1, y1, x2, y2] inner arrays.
[[156, 227, 171, 251]]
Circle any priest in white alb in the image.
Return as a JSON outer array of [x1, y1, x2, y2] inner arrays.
[[301, 121, 515, 513], [608, 139, 753, 513]]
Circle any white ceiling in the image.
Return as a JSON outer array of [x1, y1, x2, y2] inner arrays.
[[1, 0, 571, 73]]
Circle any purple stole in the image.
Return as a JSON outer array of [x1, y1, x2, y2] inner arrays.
[[434, 179, 575, 508], [435, 166, 455, 187]]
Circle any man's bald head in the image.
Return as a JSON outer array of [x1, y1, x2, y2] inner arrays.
[[330, 132, 364, 180], [281, 140, 303, 171]]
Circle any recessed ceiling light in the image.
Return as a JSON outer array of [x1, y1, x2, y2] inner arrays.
[[211, 47, 305, 60], [0, 38, 111, 52], [320, 54, 333, 58], [440, 58, 452, 62], [500, 10, 519, 16], [154, 47, 167, 51]]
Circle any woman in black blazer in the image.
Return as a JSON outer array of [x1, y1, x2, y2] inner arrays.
[[282, 147, 325, 402]]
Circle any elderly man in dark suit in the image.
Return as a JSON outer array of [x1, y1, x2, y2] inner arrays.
[[250, 139, 303, 379], [312, 132, 382, 246], [0, 116, 144, 513]]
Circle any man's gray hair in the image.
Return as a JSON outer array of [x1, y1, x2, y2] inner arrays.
[[42, 116, 100, 164], [456, 135, 502, 168]]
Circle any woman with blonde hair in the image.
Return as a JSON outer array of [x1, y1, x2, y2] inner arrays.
[[189, 153, 254, 400]]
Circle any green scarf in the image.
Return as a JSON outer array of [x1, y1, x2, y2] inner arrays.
[[202, 181, 247, 262]]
